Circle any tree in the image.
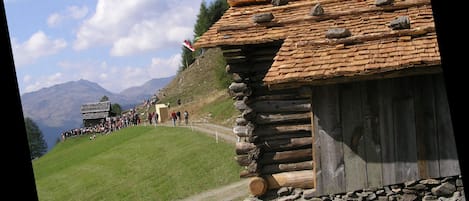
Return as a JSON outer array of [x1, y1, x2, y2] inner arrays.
[[111, 103, 122, 116], [180, 41, 196, 71], [193, 0, 210, 39], [207, 0, 229, 27], [100, 96, 109, 102], [24, 117, 47, 159], [179, 0, 229, 71]]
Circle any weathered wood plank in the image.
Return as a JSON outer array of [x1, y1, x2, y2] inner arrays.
[[259, 131, 312, 141], [250, 99, 311, 113], [250, 94, 310, 102], [227, 62, 272, 73], [309, 87, 324, 196], [378, 78, 397, 186], [261, 160, 314, 174], [361, 80, 383, 188], [433, 74, 461, 177], [259, 148, 312, 165], [309, 92, 319, 195], [312, 85, 345, 194], [256, 112, 311, 125], [340, 82, 367, 192], [392, 76, 418, 183], [259, 137, 312, 152], [412, 75, 440, 179], [254, 124, 312, 136]]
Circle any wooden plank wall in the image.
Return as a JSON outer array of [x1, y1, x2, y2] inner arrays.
[[313, 73, 461, 195]]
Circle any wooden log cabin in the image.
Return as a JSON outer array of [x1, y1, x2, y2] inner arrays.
[[194, 0, 461, 197], [80, 101, 111, 127]]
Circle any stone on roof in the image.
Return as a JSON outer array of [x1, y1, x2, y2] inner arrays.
[[195, 0, 439, 88]]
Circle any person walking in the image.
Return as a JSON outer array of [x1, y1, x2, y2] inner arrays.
[[171, 111, 177, 126], [176, 111, 181, 125], [184, 110, 189, 125]]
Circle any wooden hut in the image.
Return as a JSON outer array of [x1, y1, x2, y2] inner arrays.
[[80, 101, 111, 127], [194, 0, 461, 197]]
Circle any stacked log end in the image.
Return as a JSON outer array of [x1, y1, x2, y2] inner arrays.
[[224, 45, 315, 196]]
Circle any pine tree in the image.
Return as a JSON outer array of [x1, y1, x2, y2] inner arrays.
[[193, 1, 210, 39], [207, 0, 229, 27], [24, 117, 47, 159]]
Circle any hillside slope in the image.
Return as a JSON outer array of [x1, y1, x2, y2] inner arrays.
[[156, 47, 239, 126], [33, 126, 242, 201]]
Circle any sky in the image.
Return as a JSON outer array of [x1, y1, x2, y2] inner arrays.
[[4, 0, 210, 95]]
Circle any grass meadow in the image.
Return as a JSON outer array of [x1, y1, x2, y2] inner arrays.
[[32, 126, 242, 201]]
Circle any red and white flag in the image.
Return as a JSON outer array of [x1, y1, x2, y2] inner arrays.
[[182, 40, 195, 52]]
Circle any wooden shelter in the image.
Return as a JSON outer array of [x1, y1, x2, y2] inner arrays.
[[80, 101, 111, 127], [194, 0, 461, 197]]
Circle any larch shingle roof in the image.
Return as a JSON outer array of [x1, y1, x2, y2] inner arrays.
[[194, 0, 440, 88]]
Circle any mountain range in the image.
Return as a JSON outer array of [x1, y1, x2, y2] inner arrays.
[[20, 76, 174, 152]]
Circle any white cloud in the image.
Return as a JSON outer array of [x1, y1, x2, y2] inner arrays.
[[47, 13, 62, 27], [47, 5, 88, 27], [74, 0, 201, 56], [68, 6, 89, 19], [11, 31, 67, 66]]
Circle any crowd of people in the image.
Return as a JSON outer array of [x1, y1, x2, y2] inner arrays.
[[60, 99, 190, 142], [169, 110, 189, 126], [60, 109, 144, 141]]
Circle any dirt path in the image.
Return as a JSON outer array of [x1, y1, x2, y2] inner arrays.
[[162, 122, 250, 201], [177, 179, 250, 201]]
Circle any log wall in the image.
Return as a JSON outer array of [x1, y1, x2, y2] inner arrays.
[[223, 42, 460, 198], [224, 42, 316, 195]]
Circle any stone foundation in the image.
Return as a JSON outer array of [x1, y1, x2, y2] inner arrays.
[[244, 175, 465, 201]]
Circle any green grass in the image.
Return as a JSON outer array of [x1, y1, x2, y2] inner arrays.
[[200, 94, 239, 126], [33, 126, 243, 201]]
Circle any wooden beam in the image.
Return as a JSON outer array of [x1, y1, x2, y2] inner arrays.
[[261, 160, 314, 174], [249, 170, 315, 195], [256, 112, 311, 125], [259, 148, 312, 165], [259, 131, 312, 141], [259, 137, 313, 152], [255, 124, 312, 136], [251, 99, 311, 113]]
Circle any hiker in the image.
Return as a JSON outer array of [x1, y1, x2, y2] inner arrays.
[[176, 111, 181, 125], [153, 112, 159, 126], [184, 110, 189, 125], [171, 111, 177, 126]]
